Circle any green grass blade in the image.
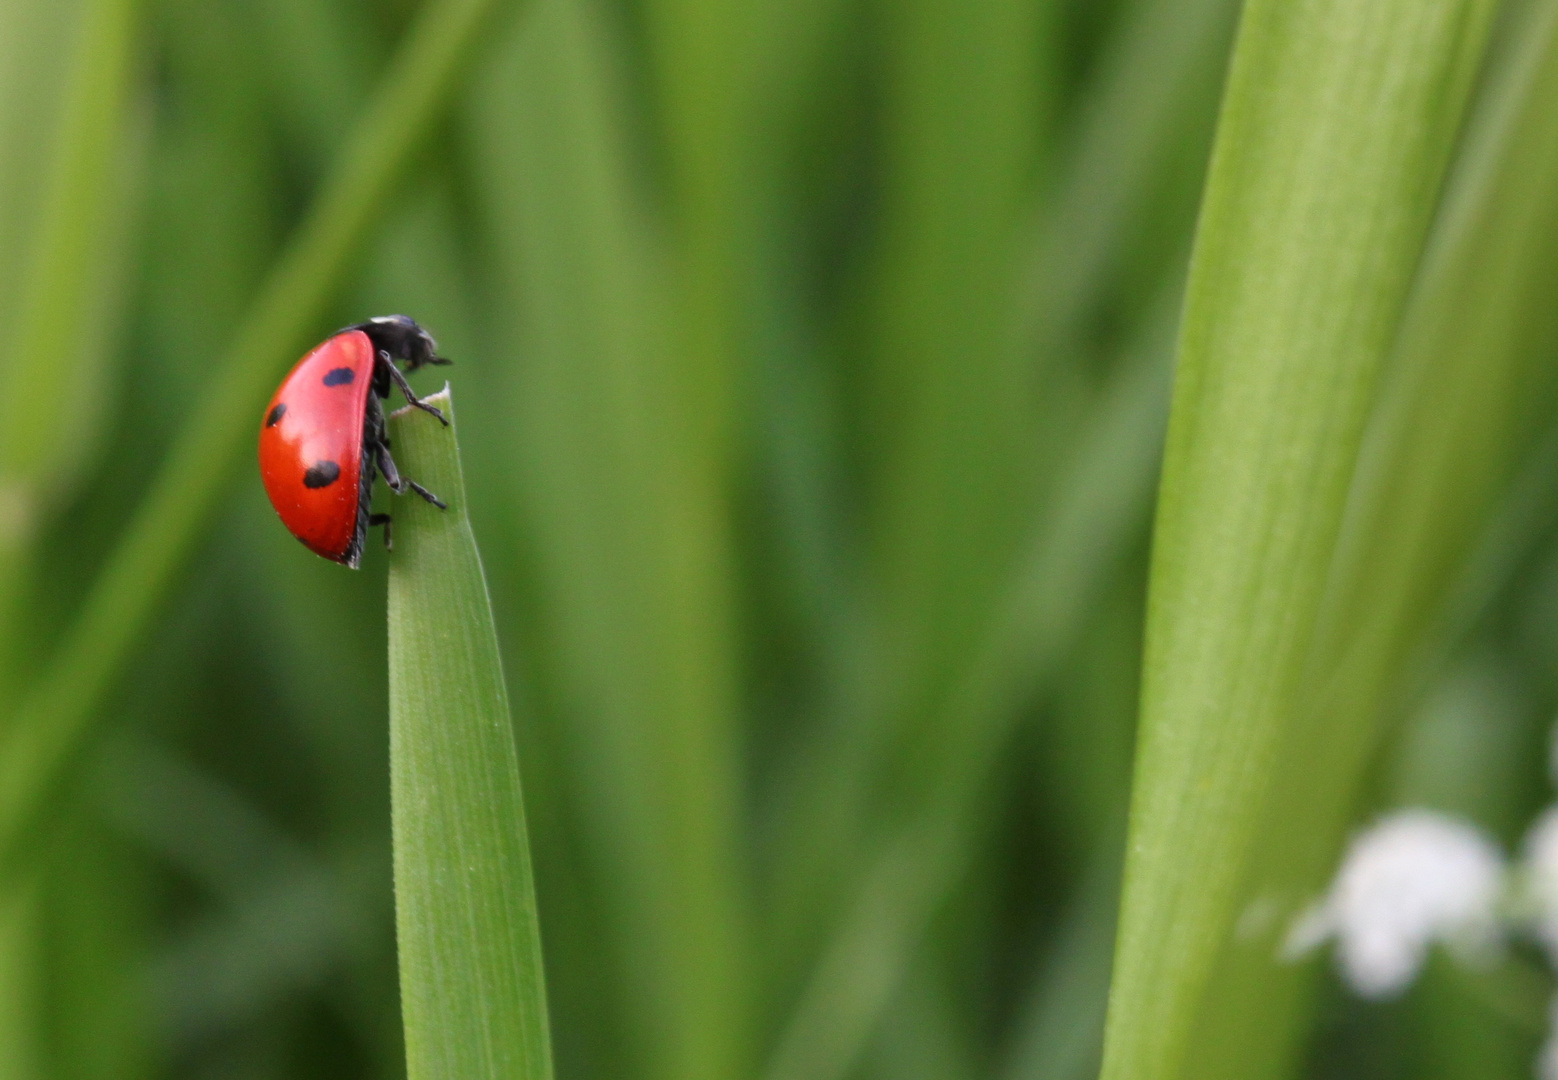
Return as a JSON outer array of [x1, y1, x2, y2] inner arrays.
[[1100, 2, 1498, 1079], [0, 876, 43, 1080], [1000, 848, 1123, 1080], [0, 0, 142, 1065], [866, 0, 1053, 789], [637, 0, 759, 1059], [1019, 0, 1238, 355], [639, 0, 747, 475], [2, 0, 138, 502], [466, 5, 749, 1079], [41, 808, 150, 1080], [762, 0, 1231, 965], [0, 0, 510, 869], [764, 0, 1057, 992], [866, 961, 978, 1080], [763, 291, 1177, 1080], [1303, 0, 1558, 783], [0, 0, 142, 703], [1437, 414, 1558, 671], [1226, 0, 1558, 1052], [387, 387, 553, 1080]]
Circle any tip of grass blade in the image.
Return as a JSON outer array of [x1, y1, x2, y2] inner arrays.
[[386, 385, 553, 1080]]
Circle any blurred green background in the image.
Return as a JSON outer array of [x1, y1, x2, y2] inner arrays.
[[5, 0, 1558, 1077]]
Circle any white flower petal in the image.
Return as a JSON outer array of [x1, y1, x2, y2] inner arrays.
[[1521, 806, 1558, 961], [1286, 809, 1505, 999], [1539, 993, 1558, 1080]]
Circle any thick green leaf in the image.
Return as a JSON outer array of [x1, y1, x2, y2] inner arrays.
[[1101, 2, 1498, 1078], [1226, 0, 1558, 1061], [387, 388, 553, 1080]]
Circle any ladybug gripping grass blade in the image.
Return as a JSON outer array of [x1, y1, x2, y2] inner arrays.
[[259, 315, 451, 567]]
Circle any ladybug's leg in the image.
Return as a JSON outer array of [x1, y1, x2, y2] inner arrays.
[[377, 351, 449, 426], [369, 512, 393, 550], [376, 438, 403, 491], [375, 440, 448, 510], [405, 480, 448, 509]]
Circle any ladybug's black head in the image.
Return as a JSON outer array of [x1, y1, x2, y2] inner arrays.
[[353, 314, 449, 371]]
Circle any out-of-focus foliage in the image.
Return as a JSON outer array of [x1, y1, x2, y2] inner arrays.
[[1, 0, 1557, 1077]]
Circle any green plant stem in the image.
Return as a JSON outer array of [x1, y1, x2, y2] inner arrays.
[[0, 0, 508, 872], [1099, 2, 1497, 1079], [388, 388, 553, 1080]]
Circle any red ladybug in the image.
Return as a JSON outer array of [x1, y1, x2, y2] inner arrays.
[[259, 315, 450, 567]]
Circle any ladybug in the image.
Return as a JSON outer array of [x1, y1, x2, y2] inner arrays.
[[259, 315, 450, 567]]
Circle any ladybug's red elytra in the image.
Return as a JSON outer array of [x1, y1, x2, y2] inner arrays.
[[259, 315, 450, 567]]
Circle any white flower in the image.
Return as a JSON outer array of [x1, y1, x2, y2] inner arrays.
[[1518, 807, 1558, 960], [1540, 994, 1558, 1080], [1283, 809, 1505, 999]]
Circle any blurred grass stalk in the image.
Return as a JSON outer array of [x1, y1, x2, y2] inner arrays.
[[639, 0, 759, 1069], [764, 0, 1236, 1071], [1101, 2, 1505, 1079], [0, 0, 508, 875], [387, 389, 553, 1080], [467, 4, 750, 1079], [641, 0, 760, 1058], [765, 282, 1178, 1080], [765, 0, 1057, 1021], [0, 0, 139, 670], [0, 0, 141, 1074], [766, 0, 1233, 916], [864, 0, 1048, 835]]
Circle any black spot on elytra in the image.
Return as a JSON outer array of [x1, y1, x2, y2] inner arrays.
[[265, 402, 286, 427], [303, 461, 341, 488], [322, 367, 355, 387]]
